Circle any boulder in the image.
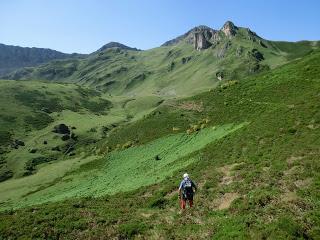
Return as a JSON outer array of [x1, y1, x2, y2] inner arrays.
[[61, 135, 70, 141], [53, 124, 70, 135], [71, 133, 78, 141], [181, 56, 192, 64], [51, 146, 61, 152], [40, 107, 52, 114], [236, 46, 244, 57], [216, 71, 224, 81], [11, 139, 25, 149], [29, 148, 37, 153], [216, 41, 231, 58]]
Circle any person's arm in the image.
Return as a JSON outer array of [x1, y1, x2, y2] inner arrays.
[[192, 180, 197, 192], [178, 181, 183, 199]]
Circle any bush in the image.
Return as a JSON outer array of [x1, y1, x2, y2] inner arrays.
[[288, 128, 297, 134], [0, 131, 12, 146], [122, 141, 133, 149], [24, 156, 57, 174], [147, 194, 168, 209], [0, 165, 13, 182], [24, 112, 54, 130], [119, 222, 148, 238], [81, 98, 112, 114], [14, 90, 63, 112]]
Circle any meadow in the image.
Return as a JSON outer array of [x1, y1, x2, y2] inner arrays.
[[0, 50, 319, 239]]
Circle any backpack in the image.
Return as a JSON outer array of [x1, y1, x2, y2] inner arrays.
[[182, 179, 194, 200]]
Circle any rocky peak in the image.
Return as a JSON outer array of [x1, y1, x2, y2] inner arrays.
[[192, 26, 219, 50], [161, 21, 241, 50], [221, 21, 238, 37]]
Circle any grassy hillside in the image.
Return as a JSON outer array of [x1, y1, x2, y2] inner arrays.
[[0, 123, 245, 210], [0, 80, 164, 181], [0, 49, 319, 239]]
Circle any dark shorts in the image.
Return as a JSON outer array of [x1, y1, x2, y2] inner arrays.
[[183, 194, 193, 201]]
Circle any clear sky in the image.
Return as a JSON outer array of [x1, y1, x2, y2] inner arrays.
[[1, 0, 319, 53]]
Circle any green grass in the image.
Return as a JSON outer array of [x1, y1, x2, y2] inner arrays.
[[0, 80, 164, 179], [1, 46, 320, 239], [0, 123, 245, 210], [1, 49, 319, 239], [272, 40, 320, 60]]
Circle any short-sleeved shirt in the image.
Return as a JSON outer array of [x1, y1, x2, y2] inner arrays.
[[179, 177, 197, 190]]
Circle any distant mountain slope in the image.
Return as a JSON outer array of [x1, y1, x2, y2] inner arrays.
[[0, 43, 85, 74], [96, 41, 140, 52], [2, 21, 319, 98]]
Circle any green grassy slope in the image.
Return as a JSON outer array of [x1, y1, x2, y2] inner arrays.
[[271, 40, 320, 60], [0, 50, 320, 239], [0, 80, 164, 181], [0, 123, 245, 210]]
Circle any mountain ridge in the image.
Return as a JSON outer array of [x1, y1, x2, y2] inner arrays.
[[0, 43, 86, 74], [3, 21, 319, 98]]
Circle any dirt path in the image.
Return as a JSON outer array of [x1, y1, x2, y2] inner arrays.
[[217, 192, 239, 210]]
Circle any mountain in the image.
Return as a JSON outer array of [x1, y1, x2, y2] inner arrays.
[[96, 41, 140, 52], [0, 43, 85, 74], [0, 20, 320, 239], [2, 21, 319, 98]]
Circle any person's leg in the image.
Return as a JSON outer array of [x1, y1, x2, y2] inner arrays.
[[189, 199, 193, 208], [180, 199, 186, 209]]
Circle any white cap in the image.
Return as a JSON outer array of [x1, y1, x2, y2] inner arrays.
[[183, 173, 189, 178]]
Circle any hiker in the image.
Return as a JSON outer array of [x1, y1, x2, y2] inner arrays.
[[178, 173, 197, 209]]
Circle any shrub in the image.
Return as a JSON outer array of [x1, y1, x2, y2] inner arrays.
[[122, 141, 133, 149], [147, 194, 168, 209], [81, 98, 112, 114], [288, 128, 297, 134], [24, 156, 57, 174], [24, 112, 54, 130], [119, 222, 148, 238], [0, 131, 12, 146], [0, 165, 13, 182], [192, 124, 200, 132], [14, 90, 63, 112]]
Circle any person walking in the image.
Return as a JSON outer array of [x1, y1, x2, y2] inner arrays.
[[178, 173, 197, 209]]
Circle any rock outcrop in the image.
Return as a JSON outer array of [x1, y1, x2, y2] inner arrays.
[[221, 21, 238, 38], [193, 26, 221, 50], [162, 25, 216, 48], [194, 32, 212, 50]]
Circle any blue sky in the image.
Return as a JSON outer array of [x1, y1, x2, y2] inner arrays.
[[1, 0, 319, 53]]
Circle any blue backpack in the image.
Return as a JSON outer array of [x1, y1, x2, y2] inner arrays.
[[182, 179, 194, 199]]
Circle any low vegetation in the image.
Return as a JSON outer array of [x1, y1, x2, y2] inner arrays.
[[0, 49, 319, 239]]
